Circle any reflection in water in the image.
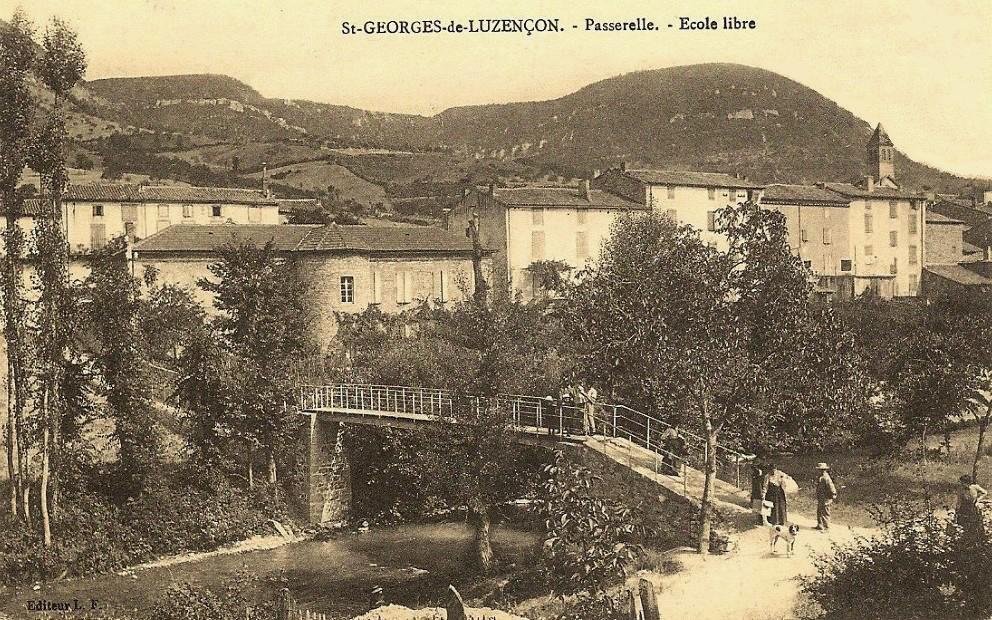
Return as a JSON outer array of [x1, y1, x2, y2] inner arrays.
[[1, 522, 539, 620]]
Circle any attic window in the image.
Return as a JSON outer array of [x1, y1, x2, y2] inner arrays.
[[212, 205, 222, 217], [92, 204, 104, 217]]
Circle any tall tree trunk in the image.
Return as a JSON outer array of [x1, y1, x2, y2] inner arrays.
[[267, 450, 277, 484], [22, 479, 31, 527], [472, 506, 495, 574], [697, 394, 717, 555], [6, 369, 18, 516], [40, 405, 51, 546], [974, 403, 992, 484], [247, 444, 255, 489]]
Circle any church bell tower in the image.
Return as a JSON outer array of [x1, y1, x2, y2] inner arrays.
[[867, 123, 895, 182]]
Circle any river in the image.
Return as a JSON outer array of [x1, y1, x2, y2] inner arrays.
[[0, 522, 540, 619]]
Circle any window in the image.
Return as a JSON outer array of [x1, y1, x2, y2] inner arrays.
[[890, 259, 898, 274], [532, 208, 544, 226], [156, 218, 171, 233], [396, 271, 412, 304], [889, 201, 898, 218], [435, 271, 448, 302], [340, 276, 354, 303], [92, 204, 104, 217], [666, 186, 675, 199], [802, 260, 812, 269], [211, 205, 222, 217], [865, 213, 873, 233], [840, 259, 853, 272], [576, 231, 588, 259], [121, 204, 138, 223], [90, 224, 106, 250], [865, 245, 874, 257], [889, 230, 898, 247], [909, 245, 918, 264], [665, 208, 677, 222], [531, 231, 545, 261], [182, 204, 193, 218], [909, 274, 919, 295], [157, 204, 169, 218], [909, 215, 917, 234], [707, 211, 717, 232], [822, 228, 832, 245], [576, 209, 587, 225], [370, 271, 382, 304], [800, 228, 809, 243], [707, 187, 716, 200]]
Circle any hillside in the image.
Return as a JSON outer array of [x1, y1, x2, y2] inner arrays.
[[80, 65, 980, 193]]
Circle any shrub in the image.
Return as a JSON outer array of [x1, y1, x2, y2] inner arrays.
[[535, 452, 645, 597], [801, 501, 992, 620], [152, 571, 281, 620]]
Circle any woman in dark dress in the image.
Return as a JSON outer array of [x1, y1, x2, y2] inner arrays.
[[764, 464, 788, 526]]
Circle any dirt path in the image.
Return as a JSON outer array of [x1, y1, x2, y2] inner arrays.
[[643, 511, 875, 620]]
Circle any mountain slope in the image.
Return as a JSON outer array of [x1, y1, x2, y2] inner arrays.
[[81, 65, 980, 191]]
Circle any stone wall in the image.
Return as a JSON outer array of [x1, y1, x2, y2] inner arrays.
[[307, 415, 351, 524]]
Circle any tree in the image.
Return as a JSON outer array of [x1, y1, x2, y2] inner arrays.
[[566, 205, 857, 553], [198, 241, 315, 485], [82, 241, 161, 496], [27, 15, 86, 544], [0, 8, 37, 520]]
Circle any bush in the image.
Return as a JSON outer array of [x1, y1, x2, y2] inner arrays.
[[536, 452, 645, 597], [0, 465, 289, 586], [152, 571, 281, 620], [801, 501, 992, 620]]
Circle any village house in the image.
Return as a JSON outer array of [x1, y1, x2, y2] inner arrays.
[[759, 184, 854, 299], [591, 166, 764, 249], [58, 184, 281, 253], [448, 183, 646, 299], [129, 223, 488, 342]]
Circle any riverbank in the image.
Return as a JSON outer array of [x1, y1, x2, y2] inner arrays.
[[0, 522, 541, 620]]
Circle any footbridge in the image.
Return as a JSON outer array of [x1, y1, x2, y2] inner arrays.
[[298, 384, 753, 524]]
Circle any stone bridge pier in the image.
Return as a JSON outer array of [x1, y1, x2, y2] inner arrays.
[[306, 414, 351, 524]]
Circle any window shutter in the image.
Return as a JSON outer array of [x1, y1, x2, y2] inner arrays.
[[889, 230, 898, 247], [531, 231, 545, 261], [90, 223, 106, 249], [371, 271, 382, 303], [707, 211, 717, 232]]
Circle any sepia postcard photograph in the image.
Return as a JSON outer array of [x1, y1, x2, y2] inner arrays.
[[0, 0, 990, 618]]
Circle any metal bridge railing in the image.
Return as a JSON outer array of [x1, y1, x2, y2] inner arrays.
[[299, 383, 751, 491]]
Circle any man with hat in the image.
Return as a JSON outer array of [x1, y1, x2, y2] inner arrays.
[[815, 463, 837, 531]]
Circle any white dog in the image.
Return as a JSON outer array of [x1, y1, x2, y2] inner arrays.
[[761, 500, 799, 556]]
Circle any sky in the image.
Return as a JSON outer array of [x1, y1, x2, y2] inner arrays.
[[3, 0, 990, 178]]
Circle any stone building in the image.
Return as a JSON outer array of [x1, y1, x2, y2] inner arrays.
[[129, 223, 488, 343], [448, 183, 645, 299], [760, 184, 855, 299], [924, 212, 969, 265], [592, 166, 764, 249]]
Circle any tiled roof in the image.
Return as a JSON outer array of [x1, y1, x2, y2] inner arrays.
[[0, 198, 46, 216], [63, 184, 277, 205], [133, 224, 479, 255], [929, 200, 992, 227], [822, 182, 922, 201], [925, 264, 992, 287], [620, 169, 764, 189], [926, 212, 965, 225], [964, 219, 992, 250], [275, 198, 320, 214], [491, 187, 645, 210], [761, 184, 850, 206]]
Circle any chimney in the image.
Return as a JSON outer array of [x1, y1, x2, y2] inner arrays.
[[442, 207, 452, 231], [581, 179, 591, 201], [866, 175, 875, 193], [261, 161, 268, 197]]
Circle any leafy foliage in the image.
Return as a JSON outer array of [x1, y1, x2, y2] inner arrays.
[[536, 452, 645, 596], [802, 501, 992, 620]]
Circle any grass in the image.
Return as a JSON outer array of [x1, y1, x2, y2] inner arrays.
[[777, 424, 992, 528]]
